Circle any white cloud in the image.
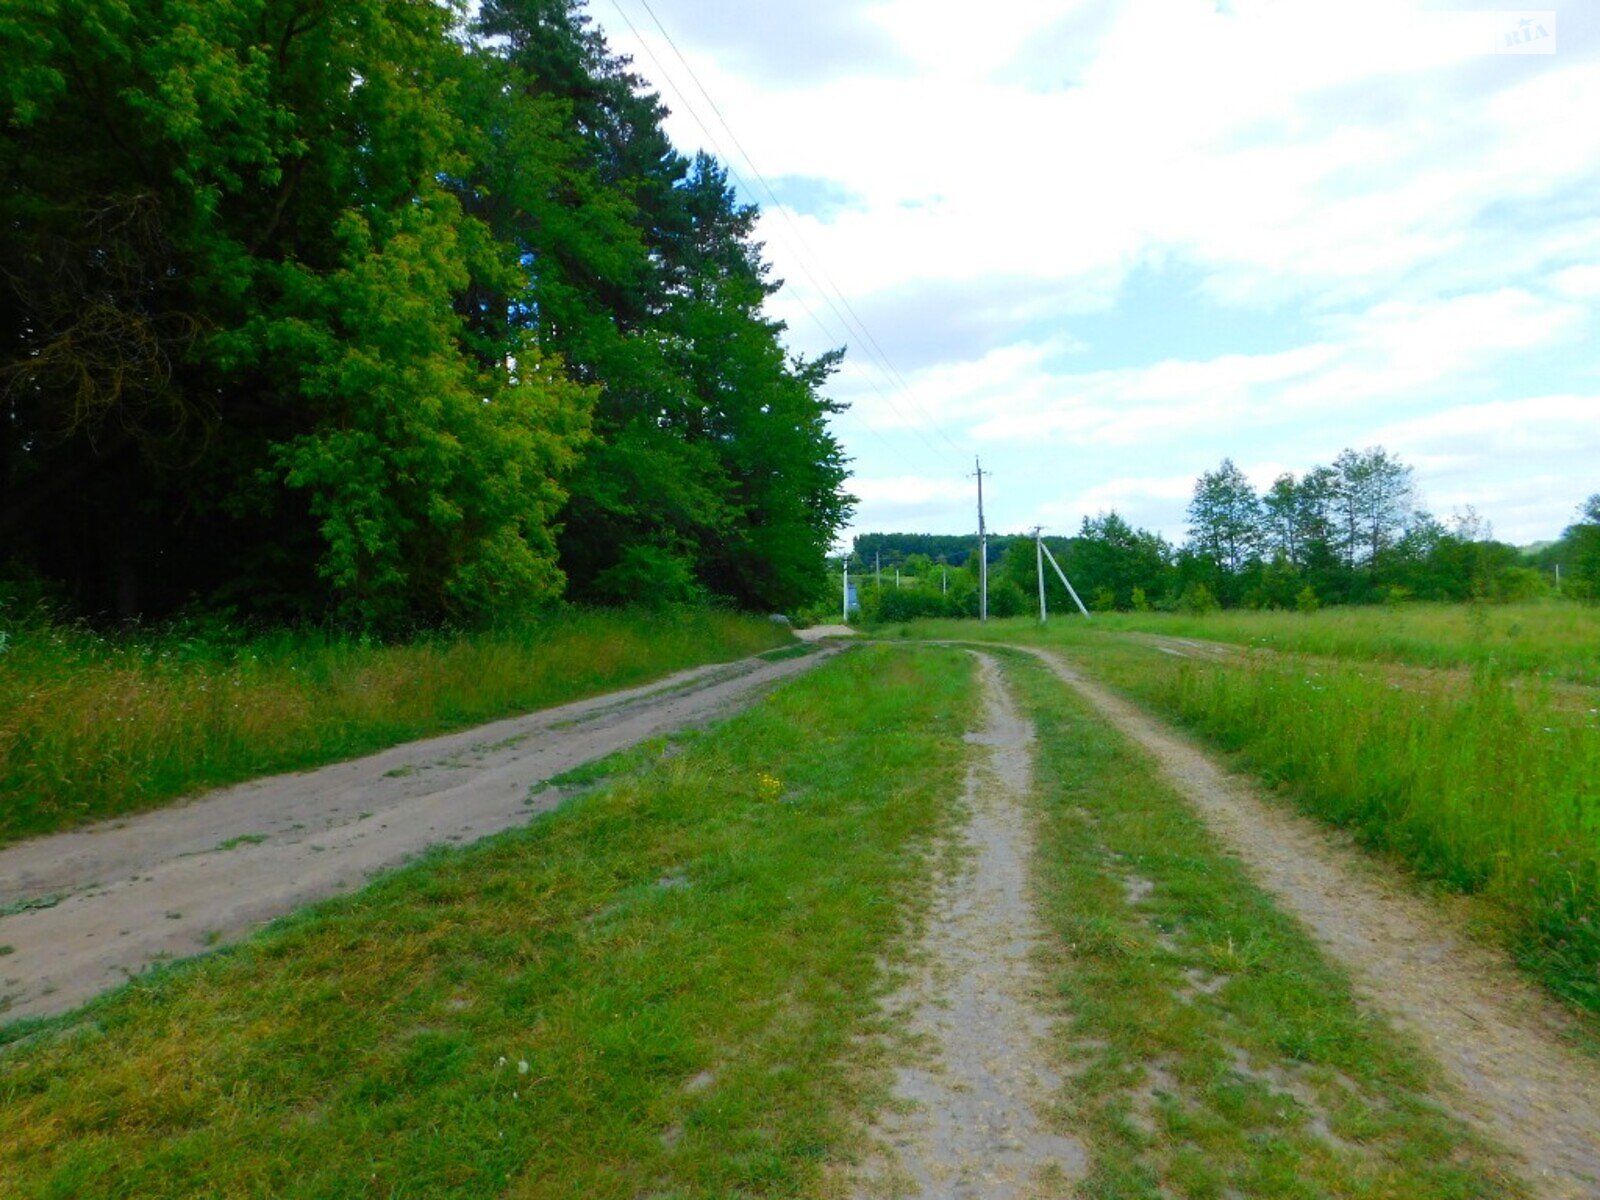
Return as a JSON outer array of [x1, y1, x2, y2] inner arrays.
[[598, 0, 1600, 544], [845, 474, 978, 534], [1551, 264, 1600, 299]]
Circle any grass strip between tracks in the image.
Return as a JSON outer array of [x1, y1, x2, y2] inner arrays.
[[0, 645, 974, 1199], [1000, 649, 1527, 1199]]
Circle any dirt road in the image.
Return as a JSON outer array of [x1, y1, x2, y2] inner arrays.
[[848, 653, 1084, 1198], [0, 647, 838, 1024], [1025, 645, 1600, 1200]]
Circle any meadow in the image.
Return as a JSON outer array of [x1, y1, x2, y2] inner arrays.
[[899, 607, 1600, 1017], [0, 608, 790, 846], [1091, 601, 1600, 684]]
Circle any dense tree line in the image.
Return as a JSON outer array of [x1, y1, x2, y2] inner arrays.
[[1, 0, 848, 629], [851, 449, 1595, 620]]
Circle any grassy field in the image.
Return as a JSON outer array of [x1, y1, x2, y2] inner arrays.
[[0, 646, 975, 1198], [1089, 602, 1600, 684], [901, 614, 1600, 1018], [1001, 649, 1523, 1199], [0, 608, 791, 846]]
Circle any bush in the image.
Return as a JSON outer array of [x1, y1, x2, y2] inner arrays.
[[988, 580, 1028, 619], [591, 546, 706, 608], [1178, 582, 1220, 615], [875, 587, 953, 623]]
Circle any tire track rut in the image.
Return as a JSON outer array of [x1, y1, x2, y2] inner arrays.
[[0, 647, 838, 1024]]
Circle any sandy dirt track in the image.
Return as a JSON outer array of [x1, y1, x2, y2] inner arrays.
[[1024, 645, 1600, 1200], [0, 646, 837, 1024], [849, 653, 1083, 1198]]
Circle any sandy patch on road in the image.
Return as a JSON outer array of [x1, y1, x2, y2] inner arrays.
[[1027, 645, 1600, 1200], [846, 653, 1084, 1199], [797, 624, 857, 642], [0, 646, 836, 1024]]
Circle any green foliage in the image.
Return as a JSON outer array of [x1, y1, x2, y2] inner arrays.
[[1188, 458, 1261, 576], [987, 579, 1029, 619], [851, 533, 1004, 570], [1295, 585, 1321, 613], [855, 450, 1576, 625], [590, 545, 706, 608], [1562, 494, 1600, 600], [1179, 582, 1221, 615], [0, 0, 848, 628]]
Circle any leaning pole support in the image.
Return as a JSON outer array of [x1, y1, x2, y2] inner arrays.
[[1039, 539, 1092, 619]]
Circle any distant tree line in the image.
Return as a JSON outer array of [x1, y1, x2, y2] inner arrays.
[[850, 450, 1598, 620], [1, 0, 849, 630]]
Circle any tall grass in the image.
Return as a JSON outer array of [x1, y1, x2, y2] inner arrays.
[[1081, 643, 1600, 1015], [0, 608, 790, 845], [1094, 602, 1600, 684]]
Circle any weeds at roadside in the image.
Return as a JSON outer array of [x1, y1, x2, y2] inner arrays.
[[0, 608, 791, 845]]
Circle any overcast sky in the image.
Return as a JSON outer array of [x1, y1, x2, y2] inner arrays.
[[594, 1, 1598, 547]]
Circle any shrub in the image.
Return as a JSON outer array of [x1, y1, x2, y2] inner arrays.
[[1178, 582, 1220, 615], [591, 546, 706, 609]]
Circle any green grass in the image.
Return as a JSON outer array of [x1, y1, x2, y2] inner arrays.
[[1003, 650, 1526, 1198], [1077, 643, 1600, 1018], [0, 645, 976, 1198], [1088, 602, 1600, 684], [899, 616, 1600, 1019], [0, 607, 792, 846]]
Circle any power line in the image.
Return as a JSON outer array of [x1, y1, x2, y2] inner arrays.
[[611, 0, 969, 469], [630, 0, 968, 462], [603, 0, 944, 480]]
